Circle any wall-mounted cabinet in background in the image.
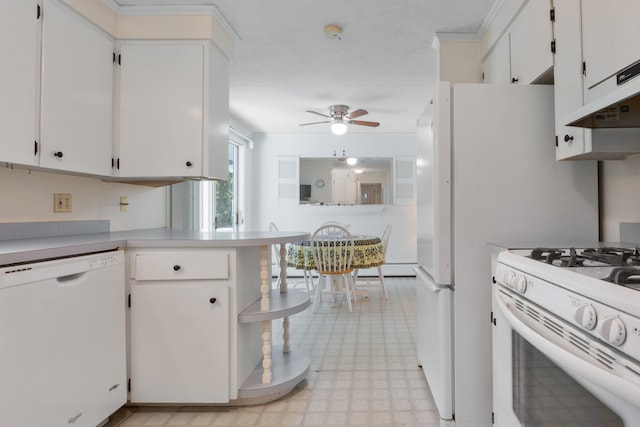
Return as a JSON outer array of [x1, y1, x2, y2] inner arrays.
[[508, 0, 554, 85], [482, 0, 554, 85], [114, 40, 229, 180], [0, 0, 114, 176]]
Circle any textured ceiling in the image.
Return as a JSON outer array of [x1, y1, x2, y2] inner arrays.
[[111, 0, 496, 134]]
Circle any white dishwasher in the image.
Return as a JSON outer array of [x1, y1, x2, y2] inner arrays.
[[0, 250, 126, 427]]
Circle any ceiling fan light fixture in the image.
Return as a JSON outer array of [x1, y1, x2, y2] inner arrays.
[[331, 121, 348, 135], [324, 24, 342, 39], [346, 157, 358, 166]]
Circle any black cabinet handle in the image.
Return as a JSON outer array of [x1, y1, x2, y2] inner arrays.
[[511, 77, 518, 83], [209, 298, 217, 304], [54, 151, 63, 158], [173, 265, 181, 271], [564, 134, 574, 142], [186, 161, 193, 167]]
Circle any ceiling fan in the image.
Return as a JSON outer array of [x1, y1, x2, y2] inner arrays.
[[299, 105, 380, 135]]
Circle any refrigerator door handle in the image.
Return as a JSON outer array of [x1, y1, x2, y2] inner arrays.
[[414, 266, 453, 292]]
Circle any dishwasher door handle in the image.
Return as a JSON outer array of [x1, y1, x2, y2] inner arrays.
[[57, 271, 88, 284]]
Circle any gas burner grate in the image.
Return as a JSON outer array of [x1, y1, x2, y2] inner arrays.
[[582, 247, 640, 266], [604, 267, 640, 290], [530, 247, 565, 264], [529, 246, 640, 267]]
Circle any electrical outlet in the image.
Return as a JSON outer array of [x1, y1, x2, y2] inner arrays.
[[53, 193, 72, 213], [120, 196, 129, 212]]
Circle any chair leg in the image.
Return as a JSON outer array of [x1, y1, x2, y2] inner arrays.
[[378, 266, 388, 299], [313, 274, 324, 313], [303, 269, 314, 295], [272, 273, 281, 290], [344, 273, 353, 313]]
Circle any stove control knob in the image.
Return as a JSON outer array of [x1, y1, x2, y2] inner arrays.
[[501, 271, 516, 288], [513, 275, 527, 294], [600, 316, 626, 346], [574, 304, 597, 330]]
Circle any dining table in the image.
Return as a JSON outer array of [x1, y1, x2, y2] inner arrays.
[[286, 234, 384, 271]]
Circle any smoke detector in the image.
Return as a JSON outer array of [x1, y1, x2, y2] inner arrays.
[[324, 24, 342, 39]]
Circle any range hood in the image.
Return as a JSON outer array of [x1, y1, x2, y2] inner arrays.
[[565, 63, 640, 129]]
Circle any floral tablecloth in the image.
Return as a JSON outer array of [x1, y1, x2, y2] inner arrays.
[[286, 235, 384, 270]]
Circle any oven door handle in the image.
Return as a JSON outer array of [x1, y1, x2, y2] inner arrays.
[[495, 290, 640, 407]]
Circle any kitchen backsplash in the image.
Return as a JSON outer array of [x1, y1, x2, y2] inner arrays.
[[0, 167, 166, 232]]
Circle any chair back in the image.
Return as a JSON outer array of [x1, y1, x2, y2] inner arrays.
[[381, 224, 392, 260], [320, 221, 351, 229], [310, 224, 354, 275]]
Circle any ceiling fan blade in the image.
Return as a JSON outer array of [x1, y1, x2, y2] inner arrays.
[[299, 120, 332, 126], [345, 109, 368, 119], [306, 110, 331, 118], [351, 120, 380, 127]]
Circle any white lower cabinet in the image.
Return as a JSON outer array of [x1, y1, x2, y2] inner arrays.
[[127, 246, 311, 404], [129, 250, 232, 403], [130, 283, 229, 403]]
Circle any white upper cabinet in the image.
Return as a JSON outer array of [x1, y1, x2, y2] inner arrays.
[[115, 41, 229, 180], [581, 0, 640, 98], [482, 35, 511, 84], [509, 0, 554, 85], [40, 0, 114, 175], [553, 0, 588, 159], [0, 0, 39, 166], [554, 0, 640, 159]]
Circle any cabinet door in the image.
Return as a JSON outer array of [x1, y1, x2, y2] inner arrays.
[[509, 0, 554, 84], [117, 43, 204, 178], [482, 35, 511, 84], [553, 0, 588, 159], [130, 283, 229, 403], [40, 0, 114, 175], [581, 0, 640, 90], [0, 0, 39, 166]]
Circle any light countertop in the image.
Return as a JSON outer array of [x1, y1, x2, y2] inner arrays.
[[0, 228, 310, 266]]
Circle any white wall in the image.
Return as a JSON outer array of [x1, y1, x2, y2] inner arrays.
[[0, 168, 166, 232], [246, 132, 417, 266], [601, 157, 640, 241]]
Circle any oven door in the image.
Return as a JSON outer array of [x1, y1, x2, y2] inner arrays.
[[493, 285, 640, 427]]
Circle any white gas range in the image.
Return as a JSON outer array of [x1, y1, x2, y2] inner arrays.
[[493, 245, 640, 427]]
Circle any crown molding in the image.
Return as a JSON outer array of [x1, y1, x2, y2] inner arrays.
[[101, 1, 240, 43], [477, 0, 505, 38]]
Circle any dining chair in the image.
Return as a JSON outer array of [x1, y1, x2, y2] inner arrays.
[[320, 221, 351, 229], [354, 224, 391, 299], [269, 222, 313, 295], [310, 224, 355, 313]]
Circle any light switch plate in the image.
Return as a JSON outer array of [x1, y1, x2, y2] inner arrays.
[[53, 193, 72, 213]]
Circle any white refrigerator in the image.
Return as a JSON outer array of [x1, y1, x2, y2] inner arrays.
[[415, 82, 599, 426]]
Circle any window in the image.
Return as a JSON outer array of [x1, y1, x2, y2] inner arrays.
[[213, 144, 237, 231], [170, 143, 241, 232]]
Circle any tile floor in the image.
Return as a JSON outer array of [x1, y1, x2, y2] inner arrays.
[[110, 277, 442, 426]]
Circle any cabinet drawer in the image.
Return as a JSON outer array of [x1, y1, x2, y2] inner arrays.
[[133, 252, 230, 281]]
